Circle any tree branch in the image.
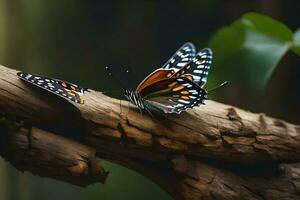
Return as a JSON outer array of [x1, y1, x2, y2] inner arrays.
[[0, 64, 299, 199], [0, 115, 108, 186]]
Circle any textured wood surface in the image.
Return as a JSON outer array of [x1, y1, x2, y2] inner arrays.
[[0, 64, 299, 199], [0, 117, 108, 186]]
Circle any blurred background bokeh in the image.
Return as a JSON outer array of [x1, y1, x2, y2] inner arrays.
[[0, 0, 299, 199]]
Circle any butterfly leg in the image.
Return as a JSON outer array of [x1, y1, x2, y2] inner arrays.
[[138, 107, 143, 116], [126, 102, 131, 117], [119, 99, 122, 115], [145, 107, 154, 120]]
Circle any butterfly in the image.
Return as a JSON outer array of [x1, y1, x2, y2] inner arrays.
[[17, 72, 85, 104], [124, 42, 213, 114]]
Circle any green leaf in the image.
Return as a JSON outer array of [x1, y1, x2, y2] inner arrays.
[[241, 13, 293, 42], [208, 12, 293, 90], [292, 28, 300, 56]]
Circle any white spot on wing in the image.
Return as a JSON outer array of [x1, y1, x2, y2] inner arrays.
[[194, 70, 203, 74], [178, 99, 189, 104], [177, 62, 186, 67]]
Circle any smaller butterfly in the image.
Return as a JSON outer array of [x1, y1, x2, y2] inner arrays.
[[17, 72, 85, 104]]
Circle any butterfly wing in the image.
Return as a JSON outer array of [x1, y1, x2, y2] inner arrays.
[[17, 72, 84, 104], [172, 48, 212, 87], [57, 80, 84, 95], [162, 42, 196, 72], [135, 42, 196, 93], [139, 76, 207, 114], [135, 69, 175, 93]]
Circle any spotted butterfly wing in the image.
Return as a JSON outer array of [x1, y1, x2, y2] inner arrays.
[[135, 42, 196, 93], [17, 72, 85, 104], [139, 76, 207, 114], [172, 48, 213, 87], [124, 43, 213, 114], [162, 42, 196, 72], [56, 80, 84, 95]]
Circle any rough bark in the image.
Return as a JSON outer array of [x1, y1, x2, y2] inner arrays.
[[0, 115, 108, 186], [0, 64, 299, 199]]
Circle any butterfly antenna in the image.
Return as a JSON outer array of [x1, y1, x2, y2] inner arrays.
[[207, 81, 229, 93]]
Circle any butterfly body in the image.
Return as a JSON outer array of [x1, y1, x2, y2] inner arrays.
[[17, 72, 85, 104], [124, 42, 212, 114], [124, 90, 145, 110]]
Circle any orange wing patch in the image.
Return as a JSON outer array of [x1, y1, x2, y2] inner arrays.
[[181, 91, 189, 94], [68, 91, 76, 96], [184, 75, 193, 81], [168, 82, 177, 88], [135, 69, 175, 93], [61, 82, 67, 87], [71, 85, 77, 90], [172, 86, 184, 91], [181, 96, 189, 100]]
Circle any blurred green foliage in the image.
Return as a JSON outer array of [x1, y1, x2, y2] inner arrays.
[[209, 12, 300, 90], [293, 29, 300, 56]]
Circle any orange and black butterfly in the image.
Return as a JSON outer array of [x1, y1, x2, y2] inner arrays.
[[17, 72, 85, 104], [124, 42, 214, 114]]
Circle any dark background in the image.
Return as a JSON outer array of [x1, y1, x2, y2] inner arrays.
[[0, 0, 299, 199]]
